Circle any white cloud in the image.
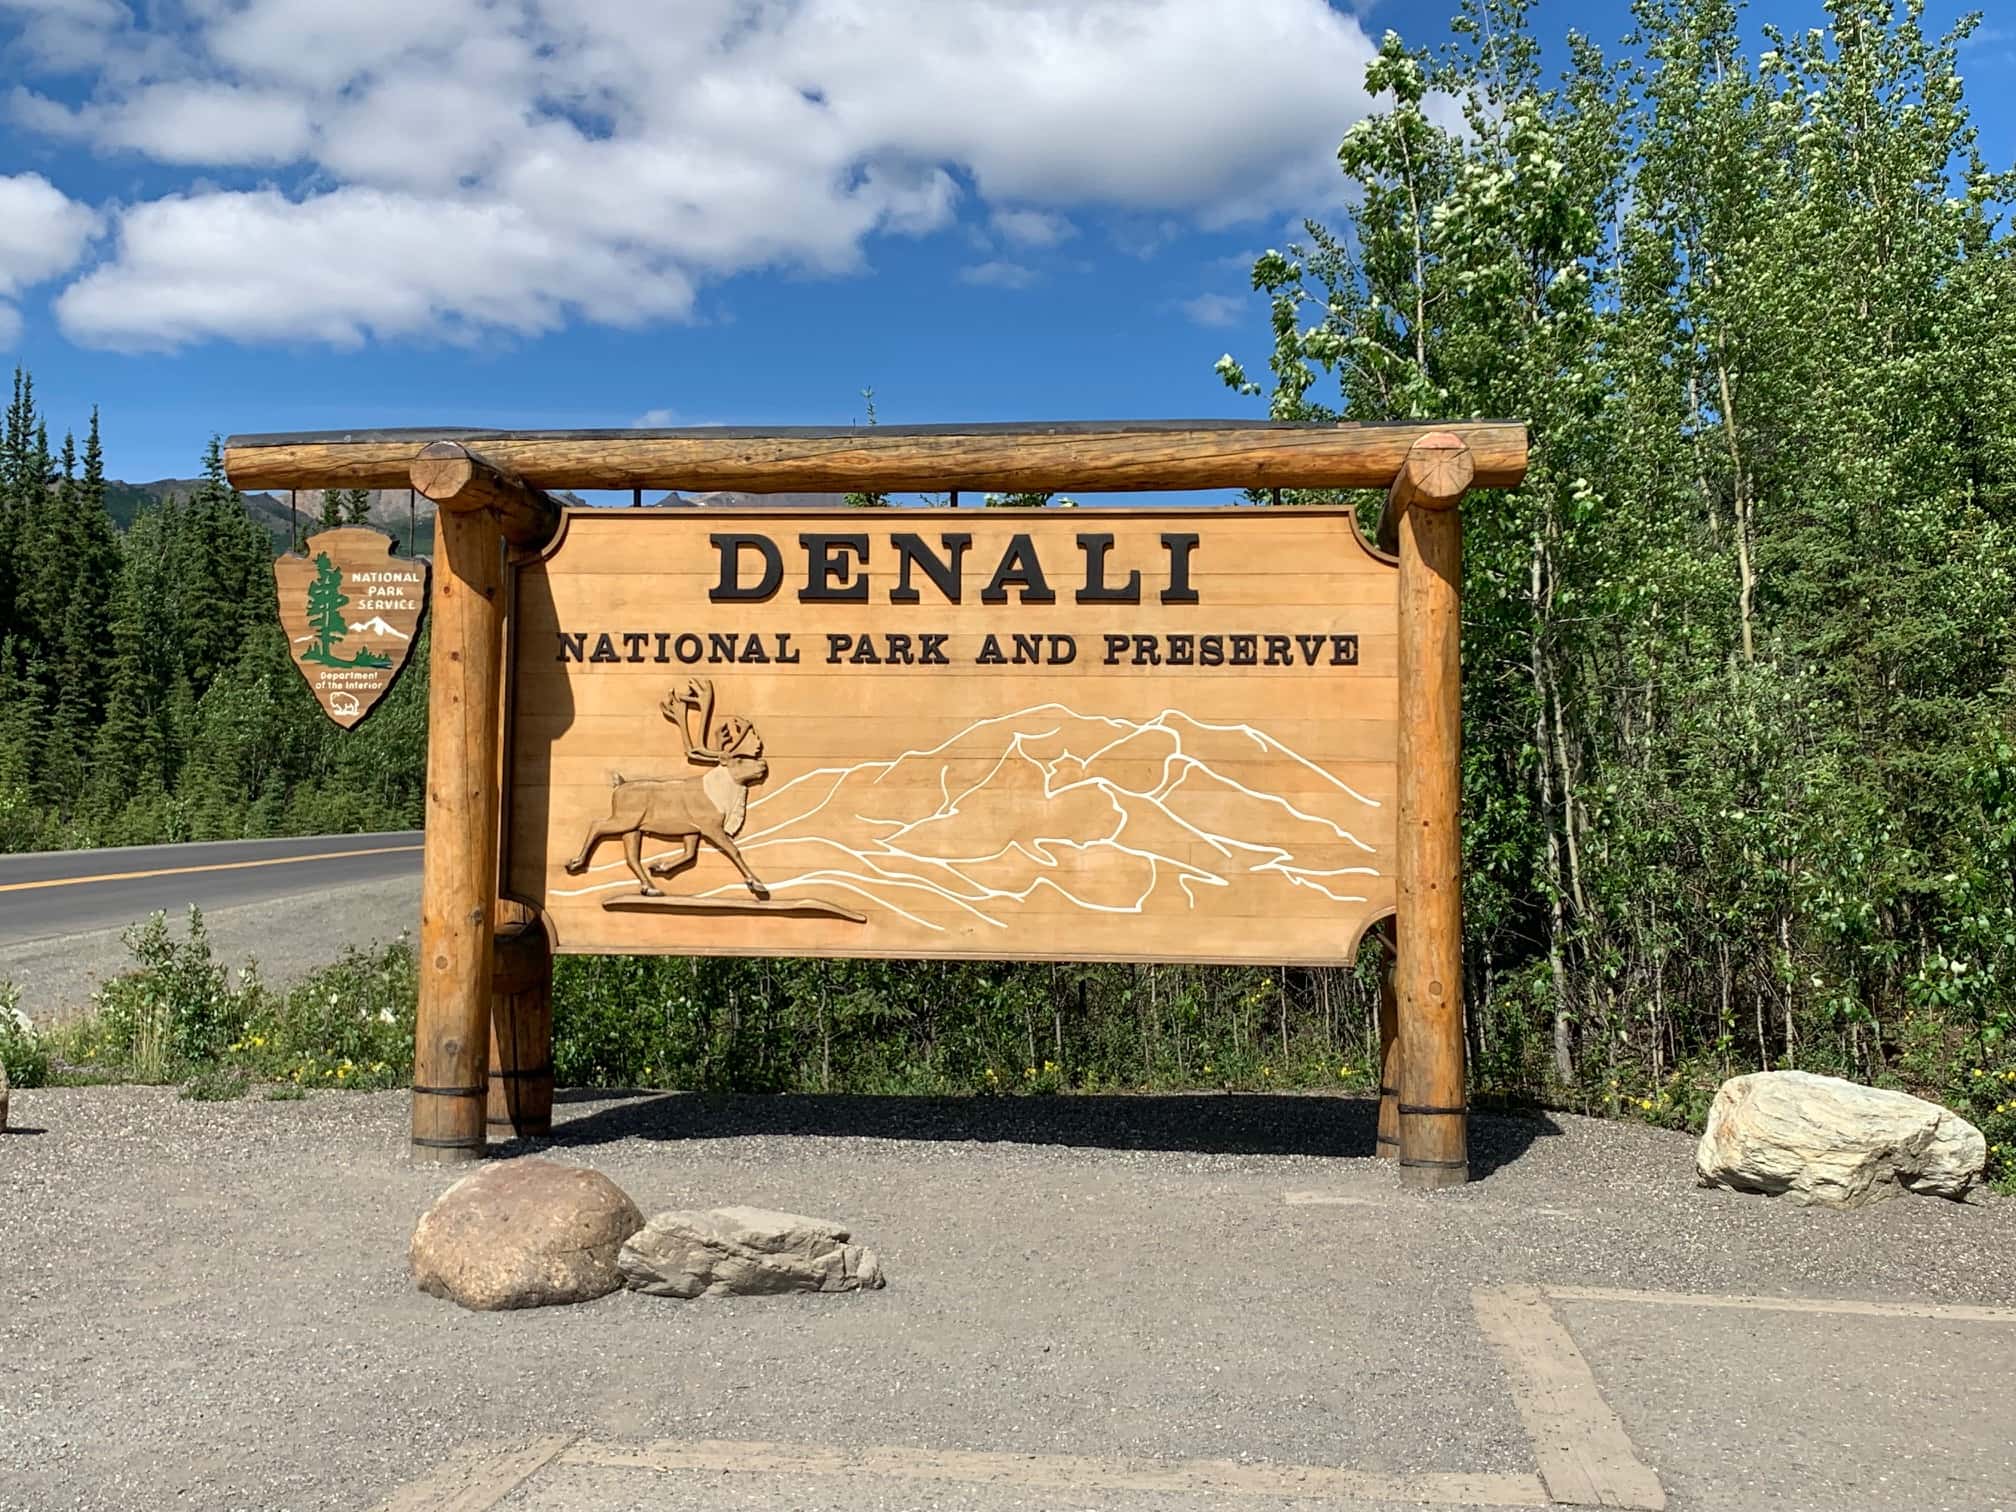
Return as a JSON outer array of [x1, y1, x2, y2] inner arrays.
[[57, 188, 694, 351], [15, 0, 1379, 350], [632, 408, 724, 428], [0, 0, 131, 70], [14, 83, 314, 165], [991, 209, 1076, 249], [0, 172, 98, 343], [959, 261, 1037, 290], [1180, 292, 1247, 328]]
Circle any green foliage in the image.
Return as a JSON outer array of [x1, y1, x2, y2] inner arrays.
[[0, 382, 427, 849], [0, 981, 51, 1087], [179, 1066, 250, 1102], [88, 908, 246, 1079], [1213, 0, 2016, 1168], [228, 939, 417, 1091], [52, 929, 412, 1092], [548, 954, 1383, 1100]]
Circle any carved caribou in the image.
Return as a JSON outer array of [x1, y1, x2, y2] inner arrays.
[[563, 677, 770, 898]]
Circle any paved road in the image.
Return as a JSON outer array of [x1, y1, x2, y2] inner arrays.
[[0, 831, 422, 947], [0, 833, 424, 1021]]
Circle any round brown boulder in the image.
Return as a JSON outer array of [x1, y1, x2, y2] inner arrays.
[[410, 1157, 643, 1310]]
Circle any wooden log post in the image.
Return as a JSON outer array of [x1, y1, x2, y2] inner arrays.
[[409, 443, 559, 1162], [1374, 919, 1400, 1159], [489, 902, 554, 1140], [1390, 433, 1473, 1188]]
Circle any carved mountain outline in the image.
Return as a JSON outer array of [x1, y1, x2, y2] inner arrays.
[[554, 703, 1383, 934]]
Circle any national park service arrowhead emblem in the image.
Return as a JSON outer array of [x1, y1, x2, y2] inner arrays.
[[275, 527, 428, 729]]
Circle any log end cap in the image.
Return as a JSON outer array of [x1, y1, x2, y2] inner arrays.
[[1395, 432, 1476, 508], [411, 441, 480, 506]]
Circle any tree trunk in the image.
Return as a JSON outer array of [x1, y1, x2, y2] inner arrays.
[[1715, 355, 1758, 664], [1532, 523, 1576, 1084]]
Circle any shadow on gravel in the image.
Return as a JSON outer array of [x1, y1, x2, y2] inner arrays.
[[527, 1091, 1560, 1179]]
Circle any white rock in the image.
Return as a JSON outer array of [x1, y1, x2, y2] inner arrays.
[[1696, 1070, 1985, 1208], [620, 1205, 886, 1298]]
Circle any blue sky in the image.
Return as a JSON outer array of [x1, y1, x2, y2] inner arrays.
[[0, 0, 2009, 489]]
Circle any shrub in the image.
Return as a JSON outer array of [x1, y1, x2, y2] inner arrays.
[[231, 938, 417, 1091], [179, 1066, 249, 1102], [0, 981, 51, 1088], [90, 908, 247, 1081]]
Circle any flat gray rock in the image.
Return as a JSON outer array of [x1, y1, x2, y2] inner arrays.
[[1696, 1070, 1986, 1208], [620, 1204, 886, 1298], [410, 1157, 643, 1310]]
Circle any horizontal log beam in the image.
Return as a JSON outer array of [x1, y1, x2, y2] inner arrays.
[[224, 420, 1528, 496], [410, 441, 561, 550]]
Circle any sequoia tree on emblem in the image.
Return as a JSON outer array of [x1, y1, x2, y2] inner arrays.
[[274, 527, 428, 728]]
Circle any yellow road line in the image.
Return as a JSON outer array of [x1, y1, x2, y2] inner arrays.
[[0, 843, 422, 895]]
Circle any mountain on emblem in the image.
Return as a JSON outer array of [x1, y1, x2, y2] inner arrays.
[[273, 527, 428, 729]]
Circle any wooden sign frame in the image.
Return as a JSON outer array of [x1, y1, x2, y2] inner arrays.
[[226, 420, 1527, 1187]]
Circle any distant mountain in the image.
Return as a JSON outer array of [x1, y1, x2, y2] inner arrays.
[[652, 490, 851, 509], [102, 480, 438, 556], [96, 475, 848, 556]]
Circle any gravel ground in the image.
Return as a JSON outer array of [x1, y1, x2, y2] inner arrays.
[[1, 1086, 2010, 1512], [1561, 1299, 2016, 1512]]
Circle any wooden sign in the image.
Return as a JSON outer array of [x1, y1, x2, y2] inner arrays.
[[274, 527, 427, 727], [227, 422, 1522, 1184], [503, 509, 1398, 965]]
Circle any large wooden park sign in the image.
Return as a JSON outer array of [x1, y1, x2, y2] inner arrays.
[[228, 421, 1527, 1187]]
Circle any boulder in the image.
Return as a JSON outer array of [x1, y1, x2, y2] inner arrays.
[[1696, 1070, 1986, 1208], [620, 1205, 886, 1298], [410, 1157, 643, 1310]]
